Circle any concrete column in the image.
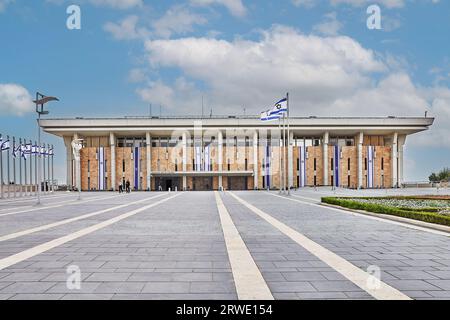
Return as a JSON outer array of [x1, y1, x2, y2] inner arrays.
[[392, 132, 398, 188], [397, 134, 406, 187], [63, 136, 73, 188], [218, 130, 223, 190], [323, 132, 329, 186], [357, 132, 364, 189], [253, 131, 258, 190], [73, 133, 81, 191], [288, 131, 294, 189], [182, 132, 187, 190], [110, 132, 116, 191], [146, 132, 151, 191]]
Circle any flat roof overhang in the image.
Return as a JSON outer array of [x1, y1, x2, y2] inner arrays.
[[39, 116, 435, 138], [151, 171, 253, 177]]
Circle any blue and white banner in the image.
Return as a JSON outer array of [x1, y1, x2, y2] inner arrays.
[[98, 147, 105, 190], [260, 97, 288, 121], [0, 139, 10, 151], [264, 145, 271, 188], [133, 147, 139, 190], [333, 145, 340, 187], [195, 146, 202, 171], [367, 146, 375, 188], [204, 145, 210, 172], [298, 146, 306, 187]]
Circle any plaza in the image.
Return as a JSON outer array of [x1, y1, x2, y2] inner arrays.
[[0, 188, 449, 300]]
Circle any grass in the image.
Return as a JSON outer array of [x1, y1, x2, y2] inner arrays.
[[321, 196, 450, 227]]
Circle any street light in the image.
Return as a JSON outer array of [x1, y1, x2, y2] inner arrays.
[[34, 92, 59, 205]]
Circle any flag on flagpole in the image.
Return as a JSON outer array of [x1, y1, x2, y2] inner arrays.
[[0, 139, 10, 151], [260, 97, 288, 121]]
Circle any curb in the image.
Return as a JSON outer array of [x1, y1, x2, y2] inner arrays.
[[320, 202, 450, 234]]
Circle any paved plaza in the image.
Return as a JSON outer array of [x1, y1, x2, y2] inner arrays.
[[0, 188, 449, 300]]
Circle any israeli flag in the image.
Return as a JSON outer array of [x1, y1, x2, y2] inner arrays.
[[13, 145, 20, 158], [269, 98, 288, 116], [260, 110, 281, 121], [0, 139, 10, 151]]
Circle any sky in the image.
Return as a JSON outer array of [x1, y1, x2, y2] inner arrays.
[[0, 0, 449, 183]]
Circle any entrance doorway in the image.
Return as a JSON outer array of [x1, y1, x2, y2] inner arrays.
[[154, 177, 181, 191], [192, 177, 213, 191], [227, 177, 248, 190]]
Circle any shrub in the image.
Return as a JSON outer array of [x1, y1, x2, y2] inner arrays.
[[321, 197, 450, 227]]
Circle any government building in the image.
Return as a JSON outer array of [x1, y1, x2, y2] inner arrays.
[[40, 116, 434, 191]]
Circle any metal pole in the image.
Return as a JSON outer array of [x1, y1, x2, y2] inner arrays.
[[287, 93, 291, 196], [283, 112, 286, 194], [13, 137, 16, 198], [19, 138, 22, 197], [35, 141, 38, 196], [0, 134, 3, 199], [278, 119, 282, 194], [51, 145, 55, 193], [29, 140, 33, 195], [47, 144, 50, 194], [24, 139, 28, 196], [6, 135, 10, 198], [37, 111, 41, 205]]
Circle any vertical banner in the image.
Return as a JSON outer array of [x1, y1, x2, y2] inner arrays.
[[367, 146, 375, 188], [98, 147, 105, 190], [134, 147, 139, 190], [264, 145, 271, 188], [195, 146, 201, 172], [299, 146, 306, 187], [334, 145, 340, 187], [204, 145, 210, 172]]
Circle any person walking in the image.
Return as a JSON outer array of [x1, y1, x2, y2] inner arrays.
[[118, 183, 123, 194], [126, 180, 131, 193]]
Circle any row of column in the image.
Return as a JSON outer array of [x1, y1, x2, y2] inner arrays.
[[67, 131, 405, 191], [323, 131, 405, 189]]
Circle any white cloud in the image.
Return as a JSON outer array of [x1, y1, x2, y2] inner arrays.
[[89, 0, 142, 9], [127, 68, 147, 83], [103, 15, 147, 40], [0, 84, 34, 116], [0, 0, 14, 12], [292, 0, 316, 8], [330, 0, 405, 8], [152, 5, 208, 38], [138, 25, 450, 150], [313, 12, 343, 36], [190, 0, 247, 17]]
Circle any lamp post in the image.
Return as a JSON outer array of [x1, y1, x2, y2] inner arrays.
[[34, 92, 59, 205]]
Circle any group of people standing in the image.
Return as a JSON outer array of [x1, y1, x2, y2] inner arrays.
[[118, 180, 131, 193]]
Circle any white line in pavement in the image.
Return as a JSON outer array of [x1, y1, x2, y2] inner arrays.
[[0, 193, 180, 272], [286, 193, 450, 237], [214, 192, 273, 300], [0, 193, 77, 205], [0, 193, 168, 243], [229, 192, 411, 300], [0, 193, 121, 217]]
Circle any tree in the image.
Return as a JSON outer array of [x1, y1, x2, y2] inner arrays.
[[429, 168, 450, 182], [429, 173, 439, 183]]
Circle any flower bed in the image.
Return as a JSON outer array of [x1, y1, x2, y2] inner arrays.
[[321, 196, 450, 226]]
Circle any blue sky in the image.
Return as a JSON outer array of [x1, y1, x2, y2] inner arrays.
[[0, 0, 449, 182]]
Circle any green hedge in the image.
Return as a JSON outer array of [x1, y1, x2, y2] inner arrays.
[[321, 197, 450, 227]]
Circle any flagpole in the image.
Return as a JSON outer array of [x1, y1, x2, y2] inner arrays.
[[13, 137, 16, 198], [47, 144, 50, 194], [0, 134, 3, 199], [51, 144, 54, 192], [278, 118, 282, 194], [7, 136, 10, 198], [35, 141, 38, 196], [283, 111, 286, 194], [287, 92, 291, 196]]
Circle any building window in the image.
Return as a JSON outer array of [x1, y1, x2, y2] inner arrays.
[[175, 159, 178, 172], [365, 158, 367, 170], [314, 158, 317, 171], [381, 157, 384, 170], [314, 176, 317, 186], [88, 160, 90, 173], [228, 159, 231, 171], [331, 158, 334, 171], [88, 177, 90, 190], [348, 175, 351, 187], [297, 158, 300, 171], [331, 175, 334, 186], [245, 158, 248, 171], [192, 159, 195, 171], [122, 160, 125, 172], [348, 158, 351, 171]]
